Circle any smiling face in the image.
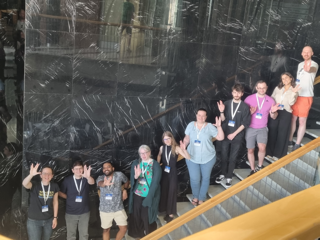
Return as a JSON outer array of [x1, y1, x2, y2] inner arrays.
[[72, 165, 84, 178], [163, 135, 172, 146], [139, 148, 151, 161], [232, 90, 244, 101], [256, 82, 267, 96], [103, 163, 114, 176], [281, 74, 292, 86], [301, 46, 313, 61], [40, 167, 54, 184], [196, 110, 207, 124]]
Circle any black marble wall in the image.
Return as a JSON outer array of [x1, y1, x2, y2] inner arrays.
[[0, 0, 320, 239]]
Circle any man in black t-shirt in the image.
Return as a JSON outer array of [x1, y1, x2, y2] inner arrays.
[[59, 160, 95, 240], [22, 163, 59, 240], [216, 84, 251, 187]]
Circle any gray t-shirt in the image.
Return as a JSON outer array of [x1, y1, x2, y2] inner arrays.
[[97, 172, 128, 213]]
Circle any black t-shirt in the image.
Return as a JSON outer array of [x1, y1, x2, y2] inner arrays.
[[28, 181, 60, 220], [60, 175, 91, 215], [222, 100, 251, 141]]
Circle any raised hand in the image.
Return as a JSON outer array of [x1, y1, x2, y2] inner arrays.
[[292, 84, 301, 93], [30, 163, 41, 176], [250, 106, 257, 115], [271, 103, 281, 113], [134, 164, 142, 179], [83, 165, 92, 179], [213, 116, 222, 128], [304, 60, 311, 72], [179, 140, 186, 150], [217, 100, 225, 113], [103, 176, 114, 187]]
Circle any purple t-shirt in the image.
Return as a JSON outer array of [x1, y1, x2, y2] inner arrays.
[[244, 94, 275, 129]]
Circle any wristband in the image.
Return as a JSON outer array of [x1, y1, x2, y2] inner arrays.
[[220, 112, 224, 114]]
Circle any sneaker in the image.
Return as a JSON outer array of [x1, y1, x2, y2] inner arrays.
[[247, 170, 256, 177], [164, 214, 174, 223], [215, 175, 225, 184], [255, 165, 264, 172], [225, 178, 232, 188], [293, 144, 301, 151], [288, 141, 294, 147], [273, 156, 279, 161]]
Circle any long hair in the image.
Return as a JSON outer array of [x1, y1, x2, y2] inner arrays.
[[162, 131, 177, 157], [277, 72, 296, 89]]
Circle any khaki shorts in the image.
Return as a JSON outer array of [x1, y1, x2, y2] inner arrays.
[[100, 209, 127, 229]]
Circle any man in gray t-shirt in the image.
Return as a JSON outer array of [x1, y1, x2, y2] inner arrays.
[[97, 162, 129, 240]]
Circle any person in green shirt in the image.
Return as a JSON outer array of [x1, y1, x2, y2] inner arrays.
[[128, 145, 162, 238]]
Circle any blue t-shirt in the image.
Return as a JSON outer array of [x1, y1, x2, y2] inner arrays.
[[185, 121, 218, 164], [60, 175, 91, 215]]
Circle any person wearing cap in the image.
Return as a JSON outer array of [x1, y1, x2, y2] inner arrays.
[[58, 160, 94, 240]]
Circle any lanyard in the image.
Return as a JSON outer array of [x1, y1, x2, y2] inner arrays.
[[73, 176, 83, 195], [196, 122, 205, 139], [280, 87, 290, 104], [256, 94, 265, 113], [41, 182, 50, 205], [165, 145, 172, 165], [141, 159, 152, 176], [105, 176, 113, 190], [231, 100, 241, 120]]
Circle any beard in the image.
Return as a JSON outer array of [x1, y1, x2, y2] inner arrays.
[[104, 170, 114, 177]]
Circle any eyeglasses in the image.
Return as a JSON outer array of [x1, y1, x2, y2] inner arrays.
[[139, 151, 150, 156], [257, 87, 267, 90], [163, 138, 171, 141]]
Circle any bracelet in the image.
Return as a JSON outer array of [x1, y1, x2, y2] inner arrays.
[[54, 217, 58, 219], [220, 112, 224, 114]]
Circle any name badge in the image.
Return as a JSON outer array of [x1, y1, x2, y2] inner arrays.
[[228, 120, 235, 127], [139, 178, 146, 185], [164, 166, 170, 173], [279, 104, 284, 110], [75, 196, 82, 202], [296, 79, 300, 84], [105, 193, 112, 200], [194, 140, 201, 146], [255, 113, 262, 119], [42, 205, 49, 212]]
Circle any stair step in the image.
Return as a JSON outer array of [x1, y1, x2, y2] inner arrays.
[[176, 202, 211, 235], [234, 169, 288, 203], [157, 214, 182, 240], [305, 129, 320, 138], [296, 151, 318, 170], [284, 160, 316, 186]]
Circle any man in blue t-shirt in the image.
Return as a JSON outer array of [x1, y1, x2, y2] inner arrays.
[[59, 160, 95, 240]]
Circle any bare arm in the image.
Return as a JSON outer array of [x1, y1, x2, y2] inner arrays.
[[176, 145, 190, 160], [215, 126, 225, 141], [183, 135, 190, 147], [52, 192, 59, 229], [157, 146, 163, 163], [220, 112, 225, 122], [58, 191, 67, 199]]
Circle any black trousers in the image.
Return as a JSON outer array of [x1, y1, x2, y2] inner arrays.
[[128, 194, 157, 238], [267, 110, 292, 158], [221, 139, 242, 178]]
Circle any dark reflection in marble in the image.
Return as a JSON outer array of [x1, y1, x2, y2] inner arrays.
[[0, 0, 319, 238]]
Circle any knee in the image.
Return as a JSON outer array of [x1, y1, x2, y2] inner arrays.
[[298, 118, 307, 125], [248, 148, 254, 154], [259, 145, 266, 152], [103, 228, 111, 233], [119, 225, 127, 233]]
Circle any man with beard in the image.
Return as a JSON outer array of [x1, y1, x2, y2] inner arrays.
[[216, 84, 251, 187], [59, 160, 94, 240], [97, 162, 129, 240]]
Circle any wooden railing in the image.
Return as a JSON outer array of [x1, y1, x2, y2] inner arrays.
[[142, 137, 320, 240]]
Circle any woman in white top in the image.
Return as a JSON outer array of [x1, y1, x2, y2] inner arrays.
[[267, 72, 300, 159]]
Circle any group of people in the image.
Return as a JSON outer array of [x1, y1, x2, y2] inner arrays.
[[22, 46, 318, 240]]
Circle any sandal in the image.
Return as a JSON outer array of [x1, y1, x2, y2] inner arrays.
[[198, 200, 204, 205], [191, 199, 199, 206]]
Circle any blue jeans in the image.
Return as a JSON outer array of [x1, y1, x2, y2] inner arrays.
[[186, 157, 216, 201], [27, 218, 53, 240]]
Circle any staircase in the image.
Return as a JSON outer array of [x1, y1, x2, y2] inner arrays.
[[155, 122, 320, 240]]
